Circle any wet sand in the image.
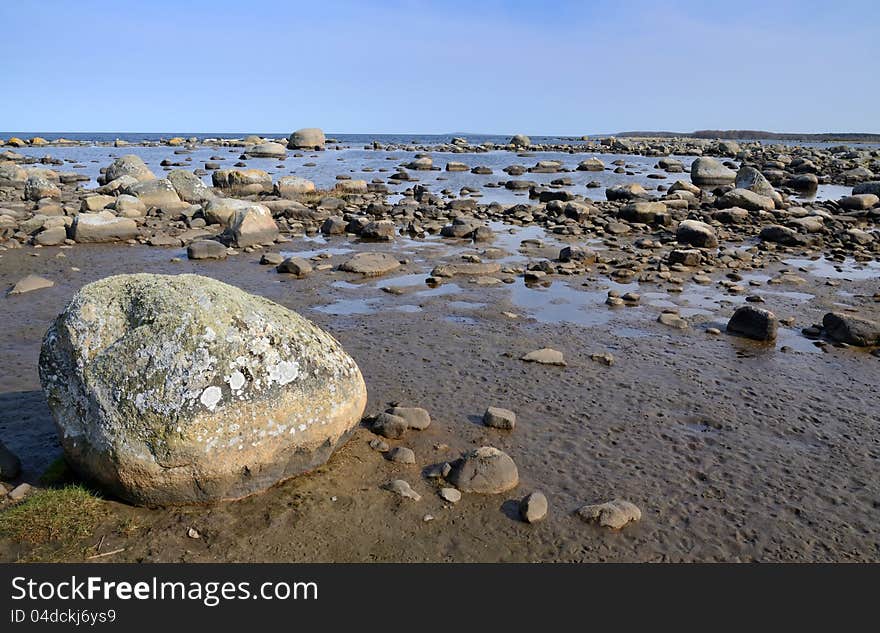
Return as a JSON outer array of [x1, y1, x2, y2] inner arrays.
[[1, 235, 878, 562]]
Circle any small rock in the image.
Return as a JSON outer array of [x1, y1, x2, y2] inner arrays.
[[187, 527, 201, 539], [7, 483, 32, 501], [520, 491, 548, 523], [371, 412, 408, 439], [483, 406, 516, 430], [387, 406, 431, 430], [576, 499, 641, 529], [447, 446, 519, 494], [387, 446, 416, 464], [369, 438, 389, 452], [590, 352, 614, 366], [439, 487, 461, 503], [521, 348, 566, 366], [260, 252, 284, 266], [277, 256, 312, 277], [382, 479, 421, 501]]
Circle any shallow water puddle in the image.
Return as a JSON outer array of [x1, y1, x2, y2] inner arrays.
[[783, 257, 880, 281]]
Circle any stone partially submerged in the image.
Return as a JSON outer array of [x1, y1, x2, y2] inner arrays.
[[38, 274, 368, 505]]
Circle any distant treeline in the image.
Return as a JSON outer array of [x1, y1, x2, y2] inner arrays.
[[617, 130, 880, 142]]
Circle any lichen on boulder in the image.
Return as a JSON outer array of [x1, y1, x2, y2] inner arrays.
[[38, 273, 367, 506]]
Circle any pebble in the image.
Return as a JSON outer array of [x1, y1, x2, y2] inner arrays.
[[387, 446, 416, 464], [439, 487, 461, 503], [382, 479, 421, 501], [590, 352, 614, 366]]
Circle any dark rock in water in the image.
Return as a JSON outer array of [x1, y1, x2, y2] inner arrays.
[[727, 305, 778, 341], [852, 181, 880, 196], [447, 446, 519, 494], [559, 245, 597, 264], [0, 440, 21, 480], [38, 273, 368, 505], [277, 256, 312, 277], [822, 312, 880, 347], [187, 239, 227, 260]]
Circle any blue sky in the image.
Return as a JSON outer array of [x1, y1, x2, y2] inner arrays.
[[1, 0, 877, 134]]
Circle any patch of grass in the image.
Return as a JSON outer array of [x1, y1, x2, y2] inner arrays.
[[0, 485, 105, 548]]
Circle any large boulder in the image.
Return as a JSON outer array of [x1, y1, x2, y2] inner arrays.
[[220, 203, 278, 247], [509, 134, 531, 147], [124, 178, 181, 208], [71, 211, 138, 243], [690, 157, 736, 185], [212, 169, 272, 195], [38, 273, 368, 505], [102, 154, 155, 184], [288, 128, 326, 150], [168, 170, 213, 203]]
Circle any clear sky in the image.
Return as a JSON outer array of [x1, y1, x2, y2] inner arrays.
[[1, 0, 877, 134]]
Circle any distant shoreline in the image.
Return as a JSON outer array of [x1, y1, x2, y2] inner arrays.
[[617, 130, 880, 142]]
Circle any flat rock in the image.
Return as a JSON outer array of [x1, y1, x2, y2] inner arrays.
[[340, 252, 401, 277], [9, 274, 54, 295], [576, 499, 641, 529], [520, 348, 566, 366]]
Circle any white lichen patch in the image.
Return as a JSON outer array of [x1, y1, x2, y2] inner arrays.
[[228, 370, 246, 391], [268, 359, 300, 386], [200, 385, 222, 411]]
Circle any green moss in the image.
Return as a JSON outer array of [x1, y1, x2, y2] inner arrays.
[[0, 485, 105, 560], [38, 457, 74, 486]]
